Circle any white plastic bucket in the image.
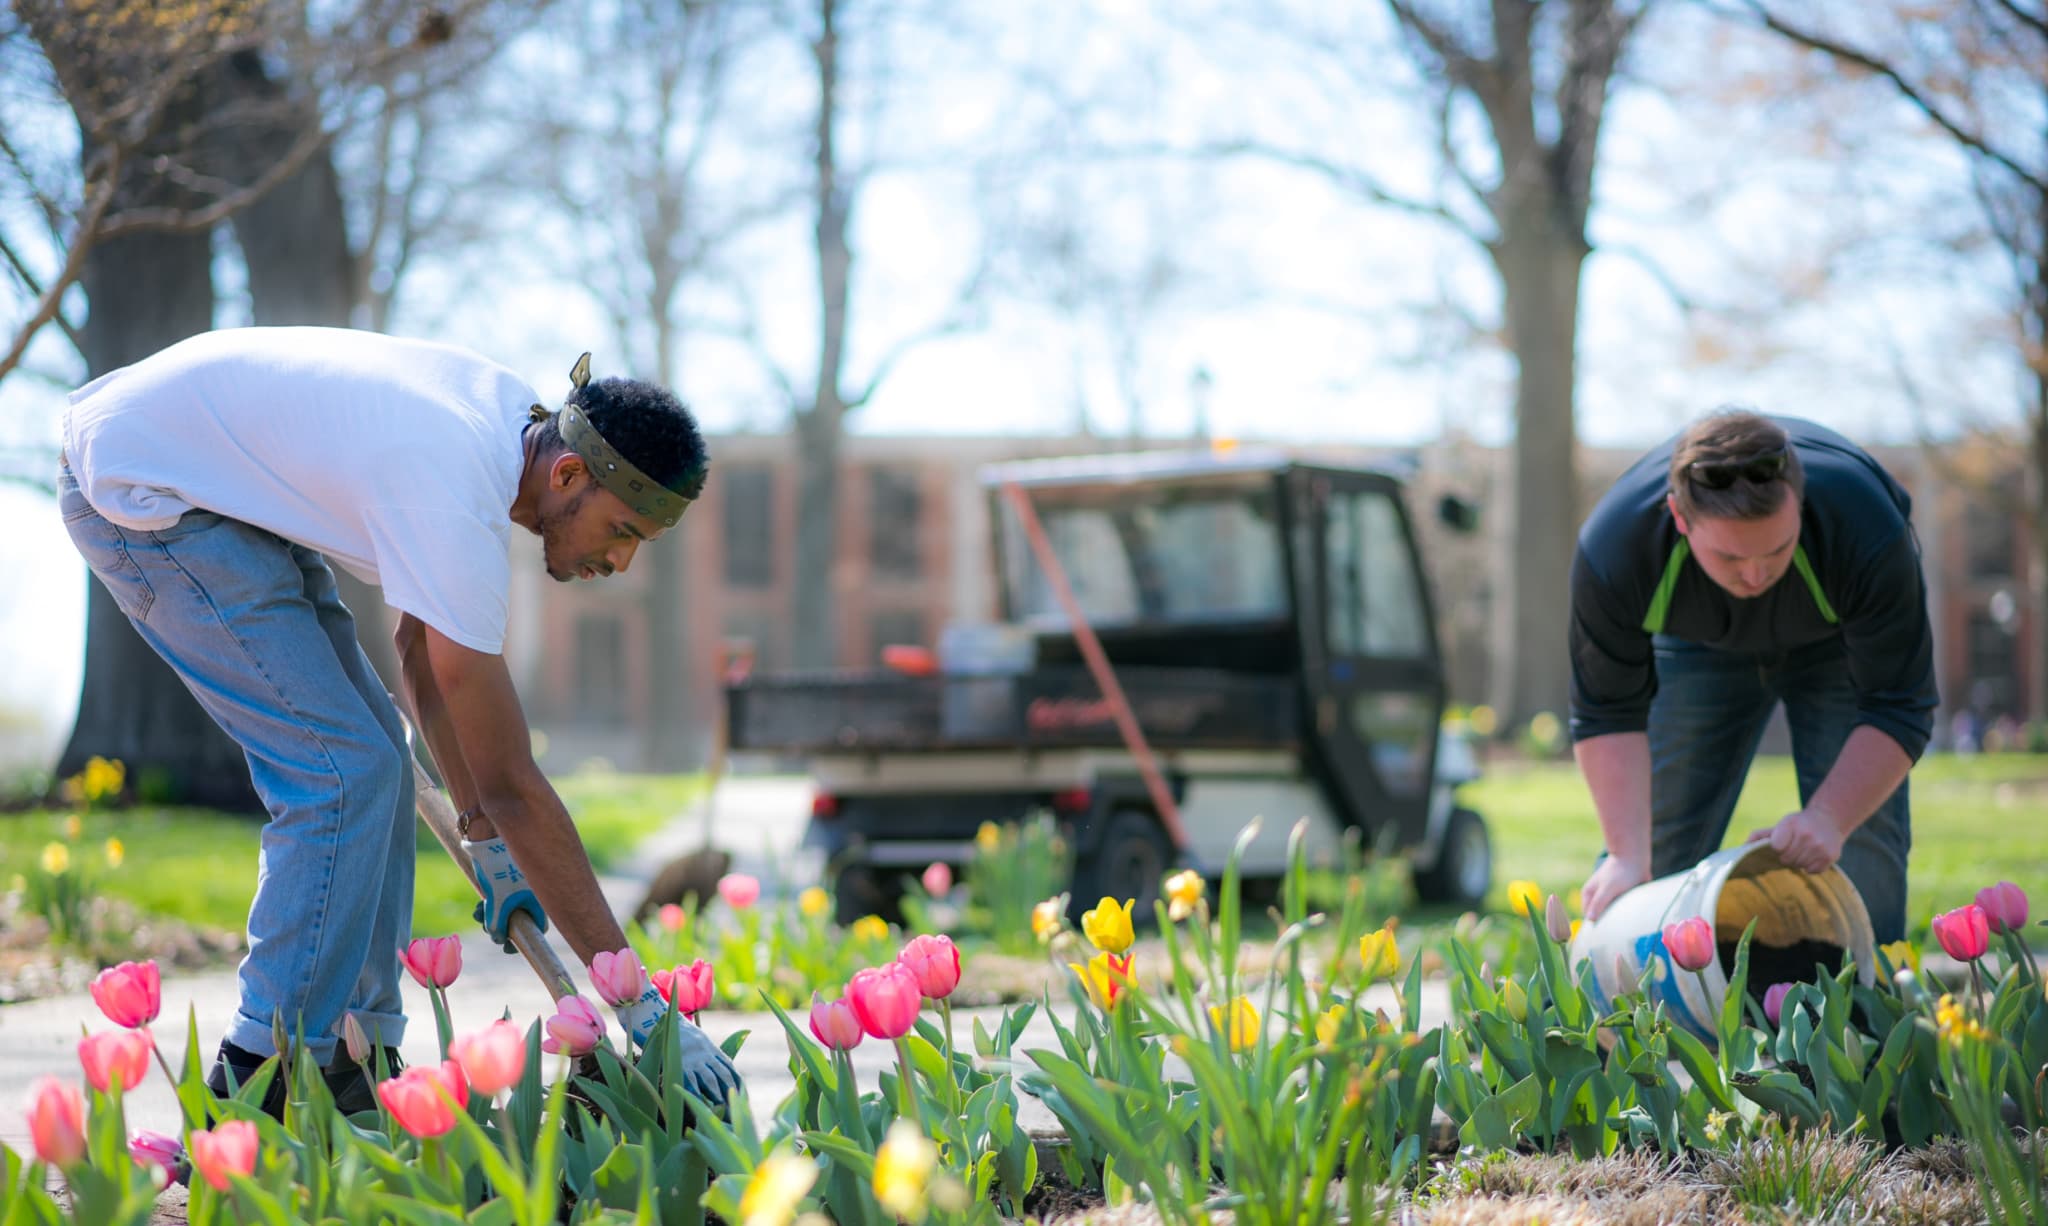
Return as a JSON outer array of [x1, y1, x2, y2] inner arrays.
[[1569, 842, 1877, 1046]]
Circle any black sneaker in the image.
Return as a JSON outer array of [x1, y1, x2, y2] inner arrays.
[[325, 1046, 405, 1116], [205, 1041, 288, 1120]]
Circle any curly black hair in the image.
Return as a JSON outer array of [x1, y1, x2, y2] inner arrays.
[[531, 376, 709, 500]]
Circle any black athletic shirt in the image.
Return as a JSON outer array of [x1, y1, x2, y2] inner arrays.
[[1568, 416, 1937, 760]]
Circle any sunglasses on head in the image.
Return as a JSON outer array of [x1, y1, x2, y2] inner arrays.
[[1687, 447, 1788, 491]]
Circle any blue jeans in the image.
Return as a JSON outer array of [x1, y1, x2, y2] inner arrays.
[[59, 462, 414, 1062], [1649, 634, 1912, 944]]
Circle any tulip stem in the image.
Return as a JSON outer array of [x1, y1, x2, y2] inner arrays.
[[892, 1036, 929, 1135], [151, 1039, 199, 1129], [431, 987, 455, 1062], [937, 997, 961, 1119]]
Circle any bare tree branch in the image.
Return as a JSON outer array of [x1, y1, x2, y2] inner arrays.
[[1197, 137, 1493, 246], [0, 229, 82, 355], [0, 165, 116, 381]]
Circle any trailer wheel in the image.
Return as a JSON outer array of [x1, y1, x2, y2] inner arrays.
[[1412, 806, 1491, 907], [1070, 810, 1173, 929], [834, 862, 903, 927]]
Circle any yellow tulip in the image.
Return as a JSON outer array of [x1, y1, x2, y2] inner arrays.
[[1570, 919, 1582, 943], [1506, 880, 1543, 918], [103, 838, 124, 870], [1314, 1004, 1346, 1048], [872, 1121, 938, 1221], [974, 822, 1003, 854], [1031, 897, 1065, 944], [1880, 939, 1921, 975], [1358, 928, 1401, 983], [62, 814, 81, 842], [1067, 952, 1134, 1009], [1209, 995, 1259, 1053], [1502, 979, 1528, 1023], [850, 915, 890, 945], [797, 887, 829, 919], [1164, 870, 1205, 922], [1081, 896, 1135, 954], [40, 842, 70, 875], [738, 1150, 817, 1226]]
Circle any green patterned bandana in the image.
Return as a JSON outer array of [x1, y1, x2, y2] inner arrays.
[[528, 353, 692, 528]]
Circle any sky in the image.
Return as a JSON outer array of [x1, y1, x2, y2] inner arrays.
[[0, 0, 2026, 772]]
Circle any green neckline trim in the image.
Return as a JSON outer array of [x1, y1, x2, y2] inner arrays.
[[1791, 545, 1838, 624], [1641, 538, 1838, 635]]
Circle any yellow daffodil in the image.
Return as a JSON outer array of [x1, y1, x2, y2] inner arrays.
[[1502, 979, 1529, 1023], [1468, 705, 1498, 737], [1031, 897, 1065, 944], [103, 838, 124, 870], [1935, 993, 1989, 1046], [1067, 952, 1134, 1009], [1506, 879, 1542, 918], [1570, 919, 1582, 943], [81, 756, 123, 805], [1165, 870, 1205, 922], [1314, 1003, 1346, 1048], [738, 1149, 817, 1226], [797, 887, 829, 919], [40, 842, 69, 875], [850, 915, 890, 945], [974, 822, 1003, 854], [1880, 939, 1921, 975], [62, 814, 81, 842], [873, 1121, 938, 1221], [1081, 896, 1135, 954], [1358, 927, 1400, 983], [1209, 995, 1259, 1052]]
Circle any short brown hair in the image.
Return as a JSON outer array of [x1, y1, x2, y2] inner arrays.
[[1669, 409, 1804, 522]]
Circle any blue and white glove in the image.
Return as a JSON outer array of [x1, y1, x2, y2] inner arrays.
[[616, 987, 742, 1111], [462, 836, 548, 953]]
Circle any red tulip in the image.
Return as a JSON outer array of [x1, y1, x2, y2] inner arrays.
[[653, 960, 714, 1016], [78, 1028, 152, 1093], [376, 1062, 468, 1138], [921, 861, 953, 898], [188, 1119, 258, 1191], [449, 1020, 527, 1097], [1933, 904, 1991, 962], [717, 873, 760, 909], [898, 934, 962, 1000], [589, 948, 646, 1007], [542, 995, 605, 1056], [845, 963, 923, 1040], [1661, 916, 1716, 973], [89, 960, 161, 1028], [1975, 882, 2029, 935], [26, 1077, 85, 1166], [401, 936, 463, 989], [657, 903, 687, 932], [808, 993, 864, 1051], [1763, 982, 1794, 1027], [128, 1129, 184, 1175]]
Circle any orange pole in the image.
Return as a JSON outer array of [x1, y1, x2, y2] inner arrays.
[[1001, 481, 1189, 849]]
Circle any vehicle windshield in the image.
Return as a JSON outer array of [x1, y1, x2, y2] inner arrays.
[[1000, 477, 1288, 627]]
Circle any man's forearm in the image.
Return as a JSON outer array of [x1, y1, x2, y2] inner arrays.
[[1574, 731, 1653, 866], [1807, 724, 1912, 837]]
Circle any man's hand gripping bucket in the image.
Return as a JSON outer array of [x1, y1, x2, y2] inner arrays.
[[1569, 842, 1878, 1048]]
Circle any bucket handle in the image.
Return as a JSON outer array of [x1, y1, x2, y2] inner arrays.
[[1653, 856, 1721, 932]]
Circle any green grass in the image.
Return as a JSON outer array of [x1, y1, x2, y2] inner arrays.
[[1462, 752, 2048, 939], [2, 768, 703, 939]]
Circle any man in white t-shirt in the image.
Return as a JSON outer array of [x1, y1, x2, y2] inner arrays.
[[59, 326, 738, 1118]]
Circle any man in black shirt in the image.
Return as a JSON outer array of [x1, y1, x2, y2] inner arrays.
[[1570, 410, 1935, 944]]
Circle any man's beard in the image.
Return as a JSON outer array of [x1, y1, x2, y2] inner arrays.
[[540, 489, 590, 582]]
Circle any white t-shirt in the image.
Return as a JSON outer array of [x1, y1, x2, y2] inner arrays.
[[63, 326, 542, 654]]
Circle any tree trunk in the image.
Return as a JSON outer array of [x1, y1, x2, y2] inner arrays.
[[793, 406, 845, 668], [1493, 218, 1586, 729]]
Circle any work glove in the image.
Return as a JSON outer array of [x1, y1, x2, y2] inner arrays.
[[463, 836, 548, 953], [616, 986, 742, 1111]]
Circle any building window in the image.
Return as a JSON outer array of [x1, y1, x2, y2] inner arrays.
[[1964, 490, 2016, 582], [722, 465, 774, 588], [870, 467, 924, 581], [574, 615, 627, 725], [1966, 609, 2020, 720]]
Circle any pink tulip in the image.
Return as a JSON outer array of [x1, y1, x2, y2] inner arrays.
[[78, 1028, 152, 1093], [657, 903, 688, 932], [809, 992, 864, 1050], [450, 1020, 527, 1098], [589, 948, 646, 1007], [1661, 916, 1716, 973], [1763, 982, 1794, 1027], [129, 1129, 184, 1174], [1933, 904, 1991, 962], [89, 960, 161, 1028], [898, 934, 962, 1000], [188, 1119, 258, 1191], [1975, 882, 2029, 935], [375, 1062, 468, 1139], [653, 960, 715, 1016], [339, 1013, 371, 1065], [717, 873, 760, 909], [542, 995, 606, 1056], [845, 962, 923, 1040], [26, 1077, 85, 1166], [922, 861, 953, 898], [401, 936, 463, 989]]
